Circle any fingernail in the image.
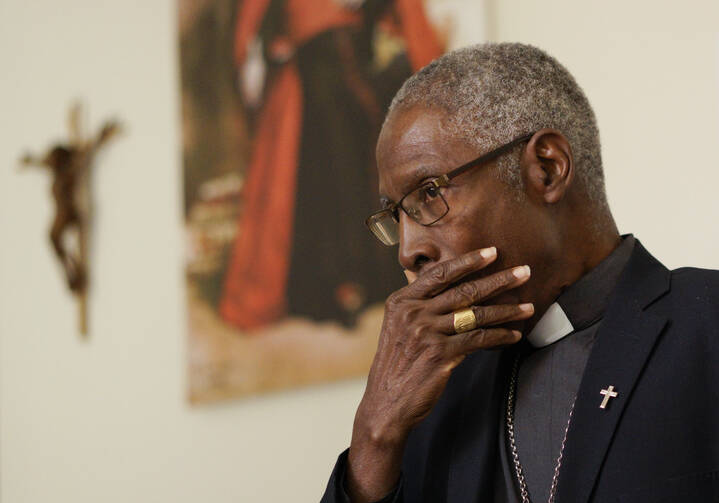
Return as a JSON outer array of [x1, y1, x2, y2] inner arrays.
[[480, 246, 497, 259], [512, 330, 522, 339], [512, 265, 531, 279], [519, 303, 534, 312], [404, 270, 417, 284]]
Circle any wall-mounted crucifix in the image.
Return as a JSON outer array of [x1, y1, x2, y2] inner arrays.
[[21, 103, 121, 337]]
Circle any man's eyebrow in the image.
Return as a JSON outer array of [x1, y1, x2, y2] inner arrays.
[[401, 165, 442, 191], [378, 164, 443, 207]]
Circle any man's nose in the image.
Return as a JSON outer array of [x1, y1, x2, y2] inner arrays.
[[397, 213, 440, 273]]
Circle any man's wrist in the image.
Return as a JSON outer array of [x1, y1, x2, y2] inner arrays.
[[346, 413, 406, 503], [352, 401, 409, 449]]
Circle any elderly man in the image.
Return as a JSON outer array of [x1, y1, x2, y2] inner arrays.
[[320, 43, 719, 503]]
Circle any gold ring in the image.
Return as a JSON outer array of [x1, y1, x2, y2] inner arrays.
[[453, 308, 477, 334]]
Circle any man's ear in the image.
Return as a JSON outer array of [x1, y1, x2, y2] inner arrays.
[[520, 129, 574, 204]]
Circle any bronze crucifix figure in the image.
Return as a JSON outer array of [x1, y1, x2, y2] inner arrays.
[[21, 103, 121, 336]]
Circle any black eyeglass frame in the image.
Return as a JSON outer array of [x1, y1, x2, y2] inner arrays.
[[365, 131, 536, 236]]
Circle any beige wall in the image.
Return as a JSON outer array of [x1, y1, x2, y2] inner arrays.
[[0, 2, 361, 502], [491, 0, 719, 269], [0, 1, 717, 502]]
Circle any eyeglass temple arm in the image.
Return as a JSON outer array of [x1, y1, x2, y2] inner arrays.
[[439, 132, 536, 184]]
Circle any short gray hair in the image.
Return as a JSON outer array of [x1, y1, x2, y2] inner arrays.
[[387, 43, 607, 209]]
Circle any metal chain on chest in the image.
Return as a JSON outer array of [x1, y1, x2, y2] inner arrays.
[[506, 354, 576, 503]]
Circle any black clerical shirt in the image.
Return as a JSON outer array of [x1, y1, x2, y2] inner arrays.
[[495, 235, 636, 502]]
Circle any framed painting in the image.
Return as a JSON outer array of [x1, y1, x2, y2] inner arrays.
[[179, 0, 475, 402]]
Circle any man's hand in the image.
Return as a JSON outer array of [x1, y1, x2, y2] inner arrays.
[[346, 247, 533, 502]]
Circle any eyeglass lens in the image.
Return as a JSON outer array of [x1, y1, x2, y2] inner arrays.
[[367, 184, 449, 245], [367, 211, 399, 245], [403, 184, 448, 224]]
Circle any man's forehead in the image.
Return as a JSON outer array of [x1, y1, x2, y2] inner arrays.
[[377, 106, 450, 163], [376, 106, 470, 200]]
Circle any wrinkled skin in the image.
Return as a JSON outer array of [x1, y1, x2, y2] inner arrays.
[[346, 105, 620, 502]]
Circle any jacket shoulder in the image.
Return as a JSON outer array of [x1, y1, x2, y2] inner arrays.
[[664, 267, 719, 325], [670, 266, 719, 294]]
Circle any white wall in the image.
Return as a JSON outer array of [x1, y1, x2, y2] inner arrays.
[[1, 1, 718, 503]]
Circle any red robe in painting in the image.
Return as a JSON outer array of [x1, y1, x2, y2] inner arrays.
[[221, 0, 442, 330]]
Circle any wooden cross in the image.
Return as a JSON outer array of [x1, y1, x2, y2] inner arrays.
[[599, 385, 618, 409]]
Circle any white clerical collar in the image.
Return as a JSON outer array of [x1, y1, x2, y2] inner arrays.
[[526, 302, 574, 348]]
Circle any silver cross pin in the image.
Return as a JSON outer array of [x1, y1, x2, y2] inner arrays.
[[599, 385, 618, 409]]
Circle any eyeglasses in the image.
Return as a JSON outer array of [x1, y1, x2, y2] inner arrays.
[[365, 132, 535, 246]]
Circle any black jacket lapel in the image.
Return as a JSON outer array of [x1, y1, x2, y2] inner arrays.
[[555, 240, 671, 503], [445, 349, 513, 502]]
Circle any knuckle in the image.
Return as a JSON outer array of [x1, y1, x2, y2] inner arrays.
[[492, 273, 508, 289], [472, 307, 486, 325], [459, 253, 476, 269], [440, 355, 464, 376], [482, 305, 505, 324], [437, 362, 454, 378], [428, 262, 451, 284], [473, 328, 488, 345], [399, 304, 422, 326], [455, 281, 478, 304], [385, 291, 403, 309], [409, 321, 432, 342], [482, 274, 506, 296]]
